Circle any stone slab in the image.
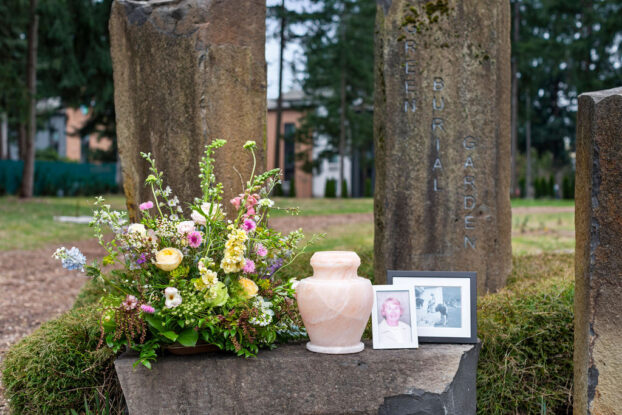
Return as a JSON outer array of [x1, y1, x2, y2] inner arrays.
[[373, 0, 512, 293], [574, 86, 622, 414], [109, 0, 266, 220], [115, 341, 480, 414]]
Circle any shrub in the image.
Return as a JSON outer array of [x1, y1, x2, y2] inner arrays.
[[2, 306, 125, 414], [341, 179, 349, 198], [477, 253, 574, 414], [289, 178, 297, 197], [324, 178, 336, 198]]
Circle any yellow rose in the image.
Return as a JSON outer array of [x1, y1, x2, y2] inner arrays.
[[155, 247, 183, 271], [239, 277, 258, 298]]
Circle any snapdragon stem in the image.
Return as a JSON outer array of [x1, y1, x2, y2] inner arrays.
[[151, 183, 164, 218]]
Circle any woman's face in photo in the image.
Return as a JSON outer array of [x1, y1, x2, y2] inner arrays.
[[383, 301, 402, 324]]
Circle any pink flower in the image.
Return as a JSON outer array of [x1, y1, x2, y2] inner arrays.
[[188, 231, 202, 248], [139, 201, 154, 211], [243, 219, 256, 232], [230, 196, 242, 210], [243, 207, 256, 219], [140, 304, 155, 314], [122, 295, 138, 310], [255, 244, 267, 257], [243, 259, 256, 274], [246, 194, 259, 207]]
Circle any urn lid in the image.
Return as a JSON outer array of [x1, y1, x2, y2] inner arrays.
[[310, 251, 361, 280]]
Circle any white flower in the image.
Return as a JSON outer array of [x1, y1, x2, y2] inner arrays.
[[258, 198, 274, 208], [127, 223, 146, 236], [164, 287, 182, 309], [191, 203, 222, 225], [176, 221, 195, 235]]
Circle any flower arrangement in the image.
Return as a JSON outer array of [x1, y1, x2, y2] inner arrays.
[[54, 140, 313, 367]]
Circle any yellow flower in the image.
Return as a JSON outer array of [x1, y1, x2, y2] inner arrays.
[[202, 269, 218, 286], [239, 277, 258, 298], [155, 247, 183, 271]]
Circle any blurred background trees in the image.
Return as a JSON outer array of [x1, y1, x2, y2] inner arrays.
[[1, 0, 621, 198]]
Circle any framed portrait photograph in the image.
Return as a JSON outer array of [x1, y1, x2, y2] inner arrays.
[[387, 271, 477, 344], [371, 285, 418, 349]]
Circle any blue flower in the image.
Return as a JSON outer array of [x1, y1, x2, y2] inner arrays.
[[53, 247, 87, 272]]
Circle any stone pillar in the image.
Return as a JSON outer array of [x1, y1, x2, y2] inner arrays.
[[109, 0, 266, 219], [373, 0, 511, 293], [574, 87, 622, 414]]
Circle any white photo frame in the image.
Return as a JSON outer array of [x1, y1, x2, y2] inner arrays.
[[371, 285, 418, 349]]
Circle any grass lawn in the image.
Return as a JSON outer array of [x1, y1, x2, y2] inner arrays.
[[270, 197, 373, 216], [0, 195, 575, 254], [0, 195, 126, 251]]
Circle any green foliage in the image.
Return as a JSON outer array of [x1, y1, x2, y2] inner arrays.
[[364, 177, 373, 197], [289, 178, 297, 197], [477, 253, 574, 414], [513, 0, 622, 161], [1, 306, 125, 415], [324, 178, 337, 198], [562, 174, 575, 199], [0, 0, 115, 157], [295, 0, 376, 182], [341, 179, 349, 198]]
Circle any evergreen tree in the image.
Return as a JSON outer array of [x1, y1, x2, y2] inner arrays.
[[513, 0, 622, 164], [296, 0, 375, 198]]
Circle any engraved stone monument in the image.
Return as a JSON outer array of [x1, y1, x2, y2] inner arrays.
[[574, 87, 622, 414], [373, 0, 512, 293], [109, 0, 266, 219]]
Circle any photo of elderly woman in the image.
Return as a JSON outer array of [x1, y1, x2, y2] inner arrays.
[[372, 287, 418, 349]]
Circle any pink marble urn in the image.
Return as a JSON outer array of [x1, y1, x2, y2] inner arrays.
[[296, 251, 373, 354]]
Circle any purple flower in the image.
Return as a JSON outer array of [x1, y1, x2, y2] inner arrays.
[[139, 201, 154, 211], [140, 304, 155, 314], [255, 244, 267, 257], [136, 253, 147, 265], [243, 259, 256, 274], [122, 295, 138, 310], [188, 231, 202, 248], [268, 258, 284, 276], [242, 219, 256, 232]]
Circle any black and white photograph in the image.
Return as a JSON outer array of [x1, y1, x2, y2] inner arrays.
[[388, 271, 477, 344], [415, 286, 462, 328], [371, 285, 418, 349]]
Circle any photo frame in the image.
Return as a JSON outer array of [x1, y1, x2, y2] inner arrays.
[[387, 271, 477, 344], [371, 285, 418, 349]]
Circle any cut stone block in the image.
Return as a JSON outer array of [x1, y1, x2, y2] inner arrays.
[[115, 341, 480, 414], [109, 0, 266, 220], [574, 86, 622, 414], [373, 0, 512, 294]]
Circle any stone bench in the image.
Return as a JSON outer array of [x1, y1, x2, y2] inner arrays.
[[115, 341, 480, 414]]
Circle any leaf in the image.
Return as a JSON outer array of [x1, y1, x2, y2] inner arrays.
[[177, 328, 199, 347], [160, 331, 178, 342], [144, 314, 166, 332], [105, 333, 114, 348]]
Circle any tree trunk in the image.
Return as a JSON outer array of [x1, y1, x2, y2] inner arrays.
[[20, 0, 38, 199], [525, 87, 533, 198], [510, 0, 519, 197], [0, 112, 8, 159], [274, 0, 286, 174], [338, 18, 347, 198]]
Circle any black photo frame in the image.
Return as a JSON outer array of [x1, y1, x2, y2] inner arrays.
[[387, 270, 477, 344]]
